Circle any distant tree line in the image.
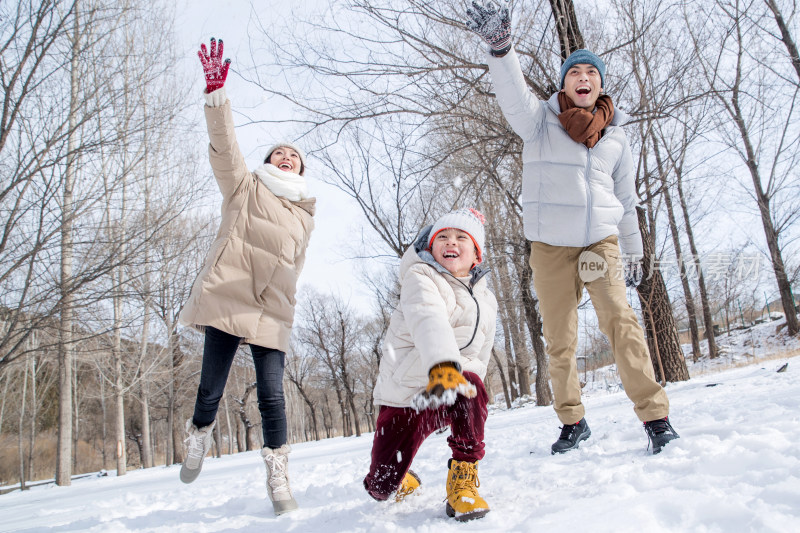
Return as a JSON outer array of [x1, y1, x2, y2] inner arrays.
[[1, 0, 798, 490]]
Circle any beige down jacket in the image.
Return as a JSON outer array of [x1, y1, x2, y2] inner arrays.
[[372, 228, 498, 408], [179, 99, 315, 352]]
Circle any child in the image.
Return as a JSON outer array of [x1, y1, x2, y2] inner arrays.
[[363, 208, 498, 522]]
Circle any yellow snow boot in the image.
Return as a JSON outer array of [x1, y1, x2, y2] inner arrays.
[[395, 470, 421, 502], [445, 459, 490, 521]]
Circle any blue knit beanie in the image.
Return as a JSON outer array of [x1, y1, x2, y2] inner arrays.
[[560, 49, 606, 89]]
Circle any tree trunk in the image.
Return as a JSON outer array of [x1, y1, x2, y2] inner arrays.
[[72, 357, 79, 473], [549, 0, 586, 63], [332, 382, 348, 437], [56, 0, 80, 488], [100, 376, 108, 468], [503, 274, 531, 399], [0, 372, 9, 438], [139, 181, 154, 468], [635, 207, 690, 382], [223, 395, 234, 454], [19, 362, 28, 490], [493, 270, 520, 400], [140, 379, 153, 468], [735, 140, 799, 336], [27, 355, 36, 481], [237, 383, 257, 451], [213, 422, 223, 458], [173, 423, 184, 462], [675, 166, 718, 358], [290, 380, 320, 441], [166, 325, 177, 465], [652, 141, 701, 361], [764, 0, 800, 83], [114, 371, 126, 476], [491, 348, 512, 409], [322, 395, 334, 438], [113, 290, 126, 476], [520, 241, 553, 406]]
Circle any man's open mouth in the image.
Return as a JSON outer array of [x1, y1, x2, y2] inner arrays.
[[576, 87, 591, 95]]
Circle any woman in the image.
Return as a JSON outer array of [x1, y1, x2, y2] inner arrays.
[[177, 38, 315, 516]]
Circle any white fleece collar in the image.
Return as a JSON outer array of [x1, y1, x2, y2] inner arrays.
[[252, 163, 309, 202]]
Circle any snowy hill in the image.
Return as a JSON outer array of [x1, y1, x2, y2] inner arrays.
[[1, 324, 798, 532]]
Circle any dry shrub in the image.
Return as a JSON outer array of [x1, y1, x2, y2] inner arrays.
[[0, 431, 112, 487]]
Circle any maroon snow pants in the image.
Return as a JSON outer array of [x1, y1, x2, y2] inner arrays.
[[363, 372, 488, 501]]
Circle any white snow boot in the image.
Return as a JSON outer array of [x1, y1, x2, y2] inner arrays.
[[261, 444, 298, 515], [179, 419, 215, 484]]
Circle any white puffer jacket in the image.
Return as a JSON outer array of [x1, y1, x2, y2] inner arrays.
[[373, 228, 498, 408], [487, 48, 643, 257]]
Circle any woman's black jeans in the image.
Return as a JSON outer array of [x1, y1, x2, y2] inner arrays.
[[192, 326, 287, 448]]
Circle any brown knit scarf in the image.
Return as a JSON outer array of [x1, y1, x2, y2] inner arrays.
[[557, 92, 615, 148]]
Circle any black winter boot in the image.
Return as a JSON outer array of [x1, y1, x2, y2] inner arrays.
[[551, 418, 591, 454], [644, 416, 680, 454]]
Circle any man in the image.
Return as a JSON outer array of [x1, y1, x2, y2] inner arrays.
[[465, 2, 679, 454]]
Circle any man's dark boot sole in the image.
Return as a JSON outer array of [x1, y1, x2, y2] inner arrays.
[[551, 428, 591, 455]]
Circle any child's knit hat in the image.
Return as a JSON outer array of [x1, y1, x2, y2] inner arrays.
[[560, 49, 606, 89], [428, 208, 486, 264]]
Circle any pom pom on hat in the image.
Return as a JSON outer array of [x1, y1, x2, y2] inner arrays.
[[428, 208, 486, 264]]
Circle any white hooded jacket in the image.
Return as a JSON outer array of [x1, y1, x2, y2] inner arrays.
[[487, 48, 644, 257], [372, 228, 498, 408]]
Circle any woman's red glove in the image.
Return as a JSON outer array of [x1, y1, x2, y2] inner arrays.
[[197, 37, 231, 93]]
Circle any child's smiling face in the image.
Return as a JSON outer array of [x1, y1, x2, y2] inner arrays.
[[430, 228, 478, 277]]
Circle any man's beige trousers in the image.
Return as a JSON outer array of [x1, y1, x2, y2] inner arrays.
[[530, 235, 669, 424]]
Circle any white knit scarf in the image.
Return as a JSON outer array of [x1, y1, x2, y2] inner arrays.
[[253, 163, 309, 202]]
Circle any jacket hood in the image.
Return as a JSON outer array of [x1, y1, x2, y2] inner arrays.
[[400, 225, 489, 288], [546, 92, 629, 126]]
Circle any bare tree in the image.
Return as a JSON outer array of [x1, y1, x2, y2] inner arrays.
[[285, 343, 321, 441], [57, 0, 81, 487], [296, 289, 366, 438], [636, 207, 691, 382], [686, 0, 800, 336], [762, 0, 800, 83]]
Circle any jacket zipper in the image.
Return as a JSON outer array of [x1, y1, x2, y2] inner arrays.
[[447, 274, 481, 352], [584, 147, 593, 245]]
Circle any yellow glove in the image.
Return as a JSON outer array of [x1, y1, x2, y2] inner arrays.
[[424, 362, 477, 399]]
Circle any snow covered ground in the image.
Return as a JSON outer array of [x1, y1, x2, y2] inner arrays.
[[2, 324, 799, 532]]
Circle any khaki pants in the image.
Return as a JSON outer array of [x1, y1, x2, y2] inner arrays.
[[530, 236, 669, 424]]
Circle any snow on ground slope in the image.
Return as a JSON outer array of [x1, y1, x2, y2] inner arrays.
[[2, 347, 798, 532]]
